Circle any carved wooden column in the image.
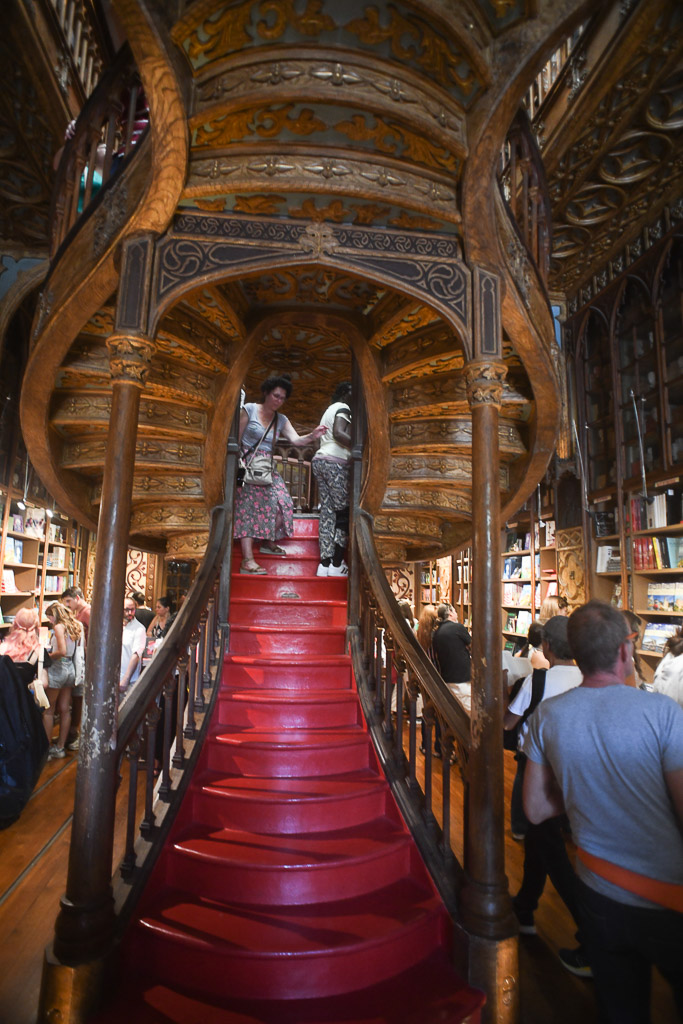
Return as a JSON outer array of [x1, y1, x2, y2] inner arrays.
[[459, 269, 518, 1024], [39, 237, 156, 1023]]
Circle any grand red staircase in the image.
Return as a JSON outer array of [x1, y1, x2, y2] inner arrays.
[[97, 519, 484, 1023]]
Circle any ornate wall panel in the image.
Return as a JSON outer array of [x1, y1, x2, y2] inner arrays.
[[556, 526, 586, 609], [385, 564, 415, 604]]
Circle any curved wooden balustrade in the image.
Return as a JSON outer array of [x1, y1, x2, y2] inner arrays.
[[351, 509, 471, 911], [46, 414, 240, 974]]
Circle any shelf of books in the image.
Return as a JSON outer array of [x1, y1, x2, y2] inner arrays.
[[629, 485, 683, 673], [453, 549, 471, 628], [0, 483, 89, 629], [500, 490, 560, 651]]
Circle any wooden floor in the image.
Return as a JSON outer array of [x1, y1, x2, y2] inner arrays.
[[0, 746, 677, 1024]]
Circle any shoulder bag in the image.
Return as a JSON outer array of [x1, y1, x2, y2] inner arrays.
[[243, 414, 277, 487]]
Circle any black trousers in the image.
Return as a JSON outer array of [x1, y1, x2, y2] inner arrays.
[[514, 815, 582, 936], [577, 879, 683, 1024]]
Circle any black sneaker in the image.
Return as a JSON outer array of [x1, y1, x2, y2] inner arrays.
[[512, 900, 536, 935], [559, 947, 593, 978]]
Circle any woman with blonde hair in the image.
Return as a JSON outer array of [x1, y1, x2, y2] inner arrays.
[[416, 604, 439, 755], [416, 604, 438, 659], [43, 602, 83, 759], [539, 594, 568, 623], [0, 607, 41, 683]]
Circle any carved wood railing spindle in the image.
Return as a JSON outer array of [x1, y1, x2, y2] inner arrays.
[[121, 732, 142, 878], [185, 629, 200, 733], [172, 653, 189, 769], [157, 673, 177, 801], [139, 707, 160, 835]]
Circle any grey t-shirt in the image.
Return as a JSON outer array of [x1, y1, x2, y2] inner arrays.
[[523, 684, 683, 908], [241, 404, 291, 455]]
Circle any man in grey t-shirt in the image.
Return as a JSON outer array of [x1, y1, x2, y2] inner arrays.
[[524, 600, 683, 1024]]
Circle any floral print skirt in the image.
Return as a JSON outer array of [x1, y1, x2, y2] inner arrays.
[[233, 470, 294, 541]]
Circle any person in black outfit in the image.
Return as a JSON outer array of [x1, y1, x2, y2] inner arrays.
[[426, 604, 471, 758], [432, 603, 471, 683]]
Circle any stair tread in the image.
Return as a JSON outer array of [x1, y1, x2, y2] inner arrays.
[[196, 769, 387, 804], [224, 654, 351, 665], [230, 598, 347, 607], [211, 727, 368, 748], [137, 877, 443, 956], [220, 689, 357, 705], [230, 624, 346, 634], [92, 949, 483, 1023], [172, 817, 409, 870]]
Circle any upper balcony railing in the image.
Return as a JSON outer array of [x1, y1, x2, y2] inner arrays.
[[498, 109, 553, 288], [521, 25, 586, 121], [50, 45, 149, 259], [46, 0, 111, 99]]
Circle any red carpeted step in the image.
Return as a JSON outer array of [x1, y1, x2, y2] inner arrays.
[[164, 816, 413, 905], [234, 557, 321, 578], [229, 598, 347, 628], [190, 770, 389, 833], [230, 575, 347, 601], [91, 948, 483, 1023], [229, 624, 347, 656], [127, 878, 451, 1001], [217, 689, 360, 729], [222, 654, 352, 690], [206, 726, 372, 777], [236, 537, 321, 558]]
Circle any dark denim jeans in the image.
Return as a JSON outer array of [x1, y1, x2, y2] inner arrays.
[[577, 879, 683, 1024]]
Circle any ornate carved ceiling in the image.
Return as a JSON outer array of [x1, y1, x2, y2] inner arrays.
[[543, 0, 683, 296]]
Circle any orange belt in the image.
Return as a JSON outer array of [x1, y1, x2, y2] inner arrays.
[[577, 848, 683, 912]]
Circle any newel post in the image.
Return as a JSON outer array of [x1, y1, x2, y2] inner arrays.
[[38, 235, 156, 1024], [460, 268, 518, 1023]]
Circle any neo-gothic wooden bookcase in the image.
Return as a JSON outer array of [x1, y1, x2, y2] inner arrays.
[[568, 228, 683, 682]]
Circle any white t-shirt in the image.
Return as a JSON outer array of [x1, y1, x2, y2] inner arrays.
[[509, 663, 582, 745], [314, 402, 351, 462], [652, 651, 683, 709], [120, 618, 147, 687]]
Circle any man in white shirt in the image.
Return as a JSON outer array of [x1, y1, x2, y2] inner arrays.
[[120, 597, 147, 695]]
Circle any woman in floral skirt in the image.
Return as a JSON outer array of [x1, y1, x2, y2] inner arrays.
[[236, 374, 326, 574]]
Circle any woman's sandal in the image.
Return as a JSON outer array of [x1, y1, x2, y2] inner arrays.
[[240, 560, 267, 574], [259, 542, 286, 556]]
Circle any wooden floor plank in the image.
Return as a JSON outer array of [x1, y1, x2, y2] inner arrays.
[[0, 756, 78, 899]]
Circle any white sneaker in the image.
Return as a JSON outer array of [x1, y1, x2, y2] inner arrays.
[[316, 563, 329, 576], [328, 561, 348, 576]]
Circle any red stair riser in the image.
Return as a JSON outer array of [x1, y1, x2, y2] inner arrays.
[[221, 659, 352, 690], [231, 577, 347, 601], [128, 906, 450, 1002], [191, 783, 388, 834], [162, 837, 413, 906], [229, 601, 347, 628], [234, 538, 321, 557], [217, 696, 360, 730], [233, 559, 321, 579], [205, 734, 372, 777], [229, 627, 346, 656]]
